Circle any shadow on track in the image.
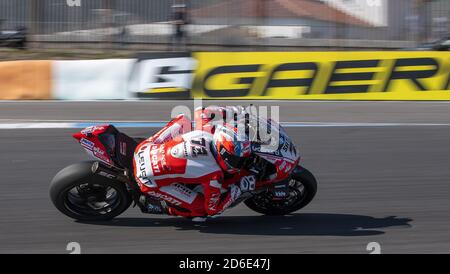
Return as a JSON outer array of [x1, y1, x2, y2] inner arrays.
[[81, 213, 412, 237]]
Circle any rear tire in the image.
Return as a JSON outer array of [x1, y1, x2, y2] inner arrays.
[[244, 166, 317, 215], [49, 161, 132, 221]]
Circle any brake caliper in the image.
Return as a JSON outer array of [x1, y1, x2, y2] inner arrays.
[[270, 183, 290, 201]]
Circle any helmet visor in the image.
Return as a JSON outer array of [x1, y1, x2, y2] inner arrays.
[[219, 145, 246, 169]]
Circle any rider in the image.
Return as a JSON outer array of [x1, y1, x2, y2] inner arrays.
[[133, 106, 256, 219]]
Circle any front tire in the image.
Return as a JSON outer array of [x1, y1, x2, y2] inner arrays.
[[49, 161, 132, 221], [244, 166, 317, 215]]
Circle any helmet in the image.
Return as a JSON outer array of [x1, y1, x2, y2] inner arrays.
[[213, 124, 251, 173]]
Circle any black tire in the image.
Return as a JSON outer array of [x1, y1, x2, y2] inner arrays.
[[49, 161, 132, 221], [244, 166, 317, 215]]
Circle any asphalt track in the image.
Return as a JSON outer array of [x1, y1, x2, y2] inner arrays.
[[1, 101, 450, 254]]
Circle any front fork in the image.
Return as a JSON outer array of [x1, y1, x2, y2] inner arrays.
[[228, 178, 291, 209]]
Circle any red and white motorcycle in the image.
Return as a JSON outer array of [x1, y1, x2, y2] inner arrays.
[[49, 117, 317, 221]]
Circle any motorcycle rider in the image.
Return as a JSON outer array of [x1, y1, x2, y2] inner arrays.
[[133, 106, 257, 219]]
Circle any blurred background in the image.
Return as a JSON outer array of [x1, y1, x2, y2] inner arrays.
[[0, 0, 450, 51], [1, 1, 450, 255]]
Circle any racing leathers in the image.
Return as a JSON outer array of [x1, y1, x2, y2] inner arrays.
[[133, 113, 251, 218]]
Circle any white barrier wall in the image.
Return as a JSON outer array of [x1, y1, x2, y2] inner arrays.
[[52, 59, 136, 100], [4, 51, 450, 101]]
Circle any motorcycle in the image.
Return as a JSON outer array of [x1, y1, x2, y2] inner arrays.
[[49, 117, 317, 221]]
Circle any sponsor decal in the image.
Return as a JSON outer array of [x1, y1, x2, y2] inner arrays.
[[130, 51, 450, 100], [79, 137, 112, 165], [149, 145, 164, 175], [92, 146, 112, 164], [97, 171, 116, 180], [93, 146, 105, 158], [119, 142, 127, 156], [80, 138, 94, 150], [207, 193, 220, 212], [173, 183, 195, 197], [130, 52, 196, 99], [191, 52, 450, 100], [81, 126, 106, 135], [81, 126, 95, 135], [191, 145, 208, 157], [273, 190, 288, 198], [147, 191, 183, 206], [280, 140, 297, 159], [136, 148, 155, 187], [160, 183, 198, 204], [189, 138, 208, 157]]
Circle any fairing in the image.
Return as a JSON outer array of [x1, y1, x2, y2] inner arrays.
[[72, 125, 115, 166]]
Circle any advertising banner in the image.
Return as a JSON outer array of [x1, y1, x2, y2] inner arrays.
[[191, 51, 450, 100], [129, 52, 196, 99]]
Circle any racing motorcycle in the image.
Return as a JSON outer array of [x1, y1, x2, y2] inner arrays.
[[49, 117, 317, 221]]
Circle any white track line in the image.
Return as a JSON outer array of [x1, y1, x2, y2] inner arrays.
[[1, 121, 450, 129], [0, 123, 76, 129]]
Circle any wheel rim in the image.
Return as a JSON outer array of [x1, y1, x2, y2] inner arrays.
[[64, 183, 122, 217], [252, 179, 308, 210]]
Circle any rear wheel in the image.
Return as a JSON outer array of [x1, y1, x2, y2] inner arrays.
[[49, 162, 132, 221], [244, 166, 317, 215]]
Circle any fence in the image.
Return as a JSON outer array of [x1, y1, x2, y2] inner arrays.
[[1, 0, 449, 50]]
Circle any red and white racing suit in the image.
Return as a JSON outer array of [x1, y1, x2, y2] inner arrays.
[[133, 114, 242, 217]]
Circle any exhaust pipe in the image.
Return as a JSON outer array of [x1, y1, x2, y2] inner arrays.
[[91, 161, 129, 183]]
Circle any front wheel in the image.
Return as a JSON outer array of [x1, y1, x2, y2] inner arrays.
[[49, 161, 132, 221], [244, 166, 317, 215]]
